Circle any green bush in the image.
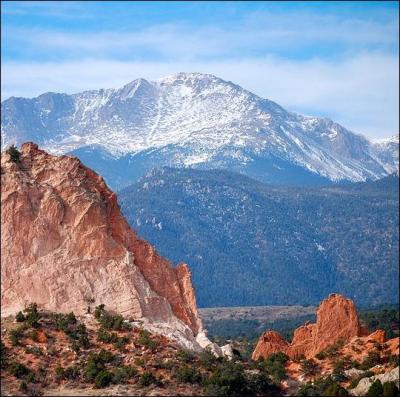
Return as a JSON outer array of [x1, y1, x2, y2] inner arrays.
[[94, 370, 113, 388], [315, 351, 327, 360], [300, 359, 320, 377], [137, 329, 158, 351], [204, 362, 248, 396], [94, 304, 106, 319], [6, 145, 20, 163], [50, 312, 89, 350], [74, 323, 90, 349], [366, 379, 383, 397], [0, 341, 7, 369], [176, 365, 202, 383], [65, 366, 80, 380], [325, 339, 345, 358], [24, 303, 41, 328], [360, 351, 381, 370], [16, 311, 26, 322], [298, 383, 320, 396], [199, 348, 219, 370], [323, 383, 348, 396], [350, 359, 360, 369], [387, 354, 399, 367], [84, 360, 102, 382], [25, 346, 43, 356], [50, 312, 77, 332], [9, 325, 26, 346], [83, 350, 115, 382], [382, 381, 399, 396], [262, 352, 289, 384], [112, 366, 137, 384], [94, 304, 129, 331], [139, 371, 158, 386], [113, 336, 129, 351], [97, 328, 117, 343], [298, 376, 347, 396], [176, 348, 196, 363], [247, 372, 280, 395], [97, 328, 128, 350], [9, 362, 31, 378]]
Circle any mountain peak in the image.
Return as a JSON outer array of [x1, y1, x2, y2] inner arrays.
[[1, 74, 398, 188], [155, 71, 221, 83]]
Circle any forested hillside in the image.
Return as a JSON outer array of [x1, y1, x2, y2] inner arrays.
[[119, 170, 399, 307]]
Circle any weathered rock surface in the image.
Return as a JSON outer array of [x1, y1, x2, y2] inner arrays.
[[252, 294, 363, 360], [349, 366, 400, 396], [252, 330, 290, 359], [0, 143, 203, 349]]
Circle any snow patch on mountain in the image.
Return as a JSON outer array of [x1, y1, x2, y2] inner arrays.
[[1, 72, 398, 183]]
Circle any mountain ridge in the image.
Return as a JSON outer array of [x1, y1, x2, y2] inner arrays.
[[118, 167, 399, 307], [2, 72, 398, 190]]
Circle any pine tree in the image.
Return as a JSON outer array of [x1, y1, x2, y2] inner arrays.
[[367, 379, 383, 397], [6, 145, 20, 162]]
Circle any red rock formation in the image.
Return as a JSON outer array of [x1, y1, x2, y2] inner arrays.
[[252, 331, 290, 359], [1, 143, 202, 346], [252, 294, 364, 360]]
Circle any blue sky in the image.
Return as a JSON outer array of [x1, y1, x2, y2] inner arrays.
[[1, 1, 399, 139]]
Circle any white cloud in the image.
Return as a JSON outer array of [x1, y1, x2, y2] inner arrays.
[[2, 52, 398, 139], [3, 8, 398, 60]]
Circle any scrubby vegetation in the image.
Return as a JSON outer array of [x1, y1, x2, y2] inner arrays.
[[255, 352, 288, 384], [298, 375, 349, 396], [1, 303, 286, 396], [137, 328, 159, 351], [2, 302, 398, 396], [6, 144, 20, 163], [359, 305, 399, 339], [94, 304, 131, 331], [300, 358, 320, 378]]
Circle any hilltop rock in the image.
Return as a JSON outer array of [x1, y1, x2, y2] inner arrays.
[[252, 294, 362, 360], [0, 143, 203, 349], [252, 330, 290, 359]]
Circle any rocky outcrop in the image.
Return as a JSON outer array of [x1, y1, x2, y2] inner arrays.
[[349, 366, 399, 396], [252, 331, 290, 359], [1, 143, 203, 349], [252, 294, 363, 360]]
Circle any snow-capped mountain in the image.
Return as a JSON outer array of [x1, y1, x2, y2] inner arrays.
[[371, 135, 399, 176], [1, 72, 398, 189]]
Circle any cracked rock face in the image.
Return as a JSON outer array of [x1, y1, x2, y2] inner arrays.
[[1, 142, 203, 348], [252, 293, 363, 360]]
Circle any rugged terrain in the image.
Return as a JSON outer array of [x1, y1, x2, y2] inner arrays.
[[2, 73, 398, 189], [1, 298, 398, 396], [119, 167, 399, 307], [0, 305, 281, 396], [0, 143, 207, 350], [252, 294, 399, 396]]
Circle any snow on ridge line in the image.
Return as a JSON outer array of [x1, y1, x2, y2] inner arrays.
[[1, 72, 398, 183]]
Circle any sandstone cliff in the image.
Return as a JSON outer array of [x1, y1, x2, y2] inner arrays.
[[252, 293, 363, 360], [1, 143, 203, 349]]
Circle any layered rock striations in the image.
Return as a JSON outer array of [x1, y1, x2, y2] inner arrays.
[[252, 294, 364, 360], [1, 143, 203, 348]]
